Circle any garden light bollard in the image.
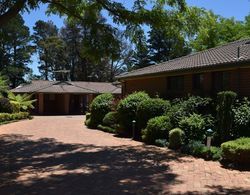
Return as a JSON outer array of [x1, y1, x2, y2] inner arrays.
[[206, 129, 213, 148], [132, 120, 136, 140]]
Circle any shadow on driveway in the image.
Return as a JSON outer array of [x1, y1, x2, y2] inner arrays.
[[0, 134, 183, 194]]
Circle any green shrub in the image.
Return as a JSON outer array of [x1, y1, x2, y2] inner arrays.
[[232, 98, 250, 137], [168, 96, 212, 127], [179, 113, 213, 142], [169, 128, 185, 149], [87, 93, 114, 128], [137, 98, 171, 131], [142, 115, 173, 144], [182, 140, 222, 161], [103, 111, 118, 127], [97, 124, 116, 133], [221, 137, 250, 164], [0, 98, 13, 113], [216, 91, 237, 142], [117, 92, 150, 135], [86, 112, 91, 120], [155, 139, 168, 147], [0, 112, 29, 123]]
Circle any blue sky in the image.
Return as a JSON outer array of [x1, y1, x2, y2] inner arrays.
[[22, 0, 250, 74]]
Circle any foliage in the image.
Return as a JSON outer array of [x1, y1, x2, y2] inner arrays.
[[168, 96, 212, 126], [0, 74, 8, 96], [103, 111, 118, 127], [142, 115, 173, 144], [97, 124, 116, 134], [216, 91, 237, 143], [179, 113, 214, 142], [117, 92, 150, 135], [8, 92, 36, 112], [85, 112, 91, 120], [0, 112, 30, 123], [136, 98, 171, 131], [87, 93, 113, 128], [155, 139, 168, 147], [169, 128, 185, 149], [221, 137, 250, 164], [232, 98, 250, 137], [182, 140, 222, 161], [0, 14, 33, 87], [0, 98, 13, 113]]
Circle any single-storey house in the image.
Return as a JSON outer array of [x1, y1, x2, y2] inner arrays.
[[117, 39, 250, 98], [11, 80, 121, 115]]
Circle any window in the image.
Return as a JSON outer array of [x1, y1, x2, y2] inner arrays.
[[213, 71, 230, 91], [193, 74, 204, 90], [168, 76, 184, 90]]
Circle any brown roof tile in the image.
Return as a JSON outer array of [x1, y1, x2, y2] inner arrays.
[[117, 39, 250, 79], [11, 81, 121, 94]]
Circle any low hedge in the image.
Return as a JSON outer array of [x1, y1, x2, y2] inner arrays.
[[182, 140, 222, 161], [87, 93, 114, 128], [97, 124, 116, 133], [169, 128, 185, 150], [0, 112, 30, 123], [103, 111, 118, 127], [221, 137, 250, 164], [136, 98, 171, 131], [142, 115, 173, 145]]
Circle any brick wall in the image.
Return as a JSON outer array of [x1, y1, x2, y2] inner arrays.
[[123, 66, 250, 98]]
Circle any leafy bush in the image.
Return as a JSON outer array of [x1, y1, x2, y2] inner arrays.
[[87, 93, 114, 128], [86, 112, 91, 120], [103, 111, 118, 127], [216, 91, 237, 143], [168, 96, 212, 126], [0, 98, 13, 113], [137, 98, 171, 131], [0, 112, 30, 123], [142, 115, 173, 144], [169, 128, 185, 149], [182, 140, 222, 161], [232, 98, 250, 137], [179, 113, 213, 142], [97, 124, 116, 133], [155, 139, 168, 147], [117, 92, 150, 135], [221, 137, 250, 164]]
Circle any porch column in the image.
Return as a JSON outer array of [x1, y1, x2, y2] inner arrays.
[[38, 93, 44, 115], [64, 94, 70, 114]]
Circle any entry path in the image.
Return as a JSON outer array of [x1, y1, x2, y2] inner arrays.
[[0, 116, 249, 194]]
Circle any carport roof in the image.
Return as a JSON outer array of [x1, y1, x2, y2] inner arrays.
[[11, 80, 121, 94]]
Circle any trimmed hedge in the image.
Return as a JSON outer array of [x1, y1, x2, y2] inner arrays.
[[97, 124, 116, 133], [117, 92, 150, 136], [136, 98, 171, 131], [182, 140, 222, 161], [103, 111, 118, 127], [87, 93, 114, 128], [142, 115, 173, 144], [169, 128, 185, 149], [221, 137, 250, 164], [0, 98, 13, 113], [0, 112, 30, 123]]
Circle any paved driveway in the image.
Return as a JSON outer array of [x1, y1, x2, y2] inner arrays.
[[0, 116, 249, 195]]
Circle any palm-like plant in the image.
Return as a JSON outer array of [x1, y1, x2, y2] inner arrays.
[[8, 92, 37, 112]]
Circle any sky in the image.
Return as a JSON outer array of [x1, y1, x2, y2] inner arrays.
[[22, 0, 250, 74]]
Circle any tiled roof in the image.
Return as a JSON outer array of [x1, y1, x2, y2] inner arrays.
[[117, 39, 250, 79], [11, 80, 121, 94]]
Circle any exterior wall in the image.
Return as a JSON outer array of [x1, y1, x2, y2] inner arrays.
[[122, 66, 250, 98], [123, 77, 167, 97]]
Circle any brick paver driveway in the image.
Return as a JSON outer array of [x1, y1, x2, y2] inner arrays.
[[0, 116, 249, 195]]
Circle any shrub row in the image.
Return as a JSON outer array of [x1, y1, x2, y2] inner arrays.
[[0, 112, 30, 123]]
